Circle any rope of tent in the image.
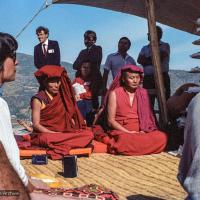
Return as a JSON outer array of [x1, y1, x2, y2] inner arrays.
[[16, 0, 52, 38], [12, 1, 52, 122]]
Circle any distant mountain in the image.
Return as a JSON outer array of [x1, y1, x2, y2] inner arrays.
[[3, 53, 200, 119], [16, 52, 74, 76], [169, 70, 200, 93], [3, 53, 75, 119]]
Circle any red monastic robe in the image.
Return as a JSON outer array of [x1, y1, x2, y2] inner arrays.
[[94, 87, 167, 156], [31, 66, 93, 159]]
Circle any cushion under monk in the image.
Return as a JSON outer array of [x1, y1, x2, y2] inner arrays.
[[20, 149, 47, 158], [92, 140, 108, 153]]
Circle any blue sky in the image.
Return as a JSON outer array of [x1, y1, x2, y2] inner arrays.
[[0, 0, 199, 70]]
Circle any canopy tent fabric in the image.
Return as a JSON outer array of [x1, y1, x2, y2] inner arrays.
[[52, 0, 200, 35]]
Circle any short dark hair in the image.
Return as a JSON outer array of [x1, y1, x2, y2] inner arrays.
[[36, 26, 49, 35], [156, 26, 163, 40], [119, 37, 131, 48], [76, 60, 91, 77], [0, 32, 18, 70], [84, 30, 97, 41]]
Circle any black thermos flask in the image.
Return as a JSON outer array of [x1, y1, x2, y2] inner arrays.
[[62, 155, 77, 178]]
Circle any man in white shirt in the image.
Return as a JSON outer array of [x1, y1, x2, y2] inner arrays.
[[102, 37, 136, 92]]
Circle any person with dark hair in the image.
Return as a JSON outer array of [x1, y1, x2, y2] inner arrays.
[[102, 37, 136, 93], [94, 65, 167, 155], [34, 26, 60, 69], [73, 30, 102, 72], [72, 60, 103, 126], [73, 30, 103, 109], [0, 32, 32, 198], [30, 65, 93, 159], [137, 26, 170, 109]]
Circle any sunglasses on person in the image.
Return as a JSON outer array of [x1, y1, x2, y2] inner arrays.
[[84, 35, 95, 41], [8, 51, 16, 62]]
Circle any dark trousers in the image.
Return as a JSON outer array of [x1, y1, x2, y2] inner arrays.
[[77, 98, 99, 126], [143, 72, 170, 109]]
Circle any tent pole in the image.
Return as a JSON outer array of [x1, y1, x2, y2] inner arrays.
[[145, 0, 169, 128]]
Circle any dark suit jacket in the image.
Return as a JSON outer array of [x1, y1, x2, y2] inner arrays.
[[34, 40, 61, 69], [73, 45, 102, 71], [73, 44, 103, 96]]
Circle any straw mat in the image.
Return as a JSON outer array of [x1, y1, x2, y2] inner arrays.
[[22, 152, 186, 200]]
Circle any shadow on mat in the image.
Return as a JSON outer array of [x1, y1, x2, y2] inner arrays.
[[127, 194, 165, 200]]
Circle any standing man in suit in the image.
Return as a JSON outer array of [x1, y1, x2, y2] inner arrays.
[[34, 26, 61, 69], [73, 30, 102, 74], [73, 30, 103, 110]]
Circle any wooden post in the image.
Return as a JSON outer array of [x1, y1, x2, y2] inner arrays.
[[145, 0, 169, 127]]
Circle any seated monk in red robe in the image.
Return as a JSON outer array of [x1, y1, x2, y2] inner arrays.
[[94, 65, 167, 155], [30, 65, 93, 159]]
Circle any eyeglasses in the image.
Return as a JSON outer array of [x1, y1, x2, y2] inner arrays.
[[8, 51, 16, 62]]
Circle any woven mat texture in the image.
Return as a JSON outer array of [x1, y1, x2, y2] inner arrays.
[[22, 152, 186, 200]]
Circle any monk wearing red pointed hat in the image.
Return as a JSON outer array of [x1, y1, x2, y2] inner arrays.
[[94, 65, 167, 155], [31, 65, 93, 159]]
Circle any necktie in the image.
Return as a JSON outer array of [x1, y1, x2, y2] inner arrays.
[[43, 44, 47, 57]]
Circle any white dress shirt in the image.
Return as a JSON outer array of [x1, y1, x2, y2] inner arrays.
[[42, 39, 48, 54], [104, 52, 136, 79]]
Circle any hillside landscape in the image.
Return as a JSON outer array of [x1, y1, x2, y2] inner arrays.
[[3, 53, 74, 119], [3, 53, 200, 120]]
